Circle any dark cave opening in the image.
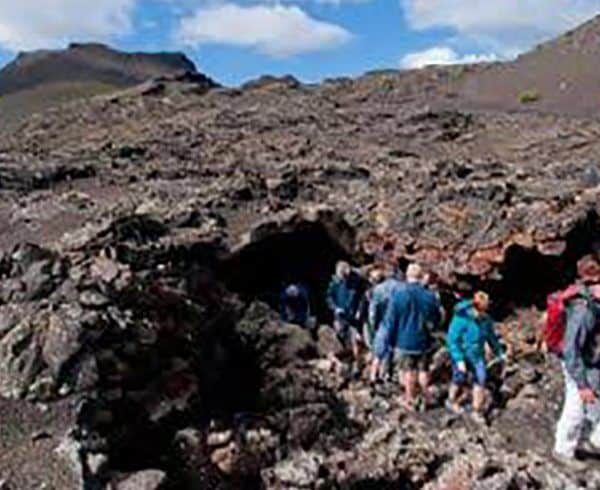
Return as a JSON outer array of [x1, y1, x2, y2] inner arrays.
[[459, 210, 600, 318], [218, 220, 355, 323]]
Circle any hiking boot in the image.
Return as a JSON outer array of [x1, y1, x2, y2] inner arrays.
[[552, 451, 588, 472], [444, 399, 464, 415], [581, 440, 600, 454]]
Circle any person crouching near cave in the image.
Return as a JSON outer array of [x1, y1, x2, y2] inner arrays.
[[446, 291, 505, 423], [280, 283, 314, 330], [326, 260, 364, 376], [375, 263, 442, 410]]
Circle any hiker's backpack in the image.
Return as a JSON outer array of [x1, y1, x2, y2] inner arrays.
[[543, 284, 587, 355]]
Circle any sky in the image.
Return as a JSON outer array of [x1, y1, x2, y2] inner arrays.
[[0, 1, 599, 86]]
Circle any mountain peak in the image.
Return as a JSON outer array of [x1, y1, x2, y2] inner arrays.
[[0, 43, 198, 97]]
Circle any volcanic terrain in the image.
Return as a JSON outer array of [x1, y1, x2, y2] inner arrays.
[[2, 15, 600, 490]]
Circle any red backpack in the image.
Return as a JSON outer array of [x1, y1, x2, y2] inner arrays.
[[543, 284, 587, 355]]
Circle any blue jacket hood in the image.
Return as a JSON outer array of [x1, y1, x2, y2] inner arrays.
[[454, 299, 474, 317]]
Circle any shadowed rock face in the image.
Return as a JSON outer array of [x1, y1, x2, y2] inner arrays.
[[4, 15, 600, 490]]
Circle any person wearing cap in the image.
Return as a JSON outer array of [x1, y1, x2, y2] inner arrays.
[[280, 283, 311, 329], [553, 255, 600, 470], [375, 263, 442, 410], [446, 291, 504, 421]]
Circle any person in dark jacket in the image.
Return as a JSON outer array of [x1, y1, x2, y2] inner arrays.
[[326, 261, 364, 366], [446, 291, 504, 421], [280, 283, 311, 328], [554, 284, 600, 470], [374, 263, 441, 410]]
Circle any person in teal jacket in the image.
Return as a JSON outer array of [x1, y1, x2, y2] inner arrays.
[[446, 291, 505, 419]]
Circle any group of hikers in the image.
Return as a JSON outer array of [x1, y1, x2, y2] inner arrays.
[[279, 255, 600, 470]]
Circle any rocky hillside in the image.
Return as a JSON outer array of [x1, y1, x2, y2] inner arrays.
[[0, 43, 212, 131], [2, 16, 600, 490], [444, 14, 600, 115], [0, 43, 198, 96]]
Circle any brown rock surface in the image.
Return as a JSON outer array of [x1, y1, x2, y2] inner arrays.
[[4, 15, 600, 490]]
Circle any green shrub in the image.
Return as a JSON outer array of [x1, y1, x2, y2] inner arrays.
[[518, 90, 540, 104]]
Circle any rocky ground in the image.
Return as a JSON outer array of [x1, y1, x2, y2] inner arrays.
[[3, 29, 600, 488]]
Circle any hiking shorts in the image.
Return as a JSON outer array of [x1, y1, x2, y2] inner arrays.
[[452, 359, 487, 387], [362, 322, 377, 350], [398, 352, 431, 372]]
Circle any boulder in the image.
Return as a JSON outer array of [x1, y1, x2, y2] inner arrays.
[[114, 470, 166, 490]]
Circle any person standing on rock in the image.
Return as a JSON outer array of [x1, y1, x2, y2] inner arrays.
[[356, 268, 385, 347], [374, 263, 441, 410], [446, 291, 504, 422], [553, 280, 600, 470], [368, 267, 404, 383], [326, 261, 364, 374]]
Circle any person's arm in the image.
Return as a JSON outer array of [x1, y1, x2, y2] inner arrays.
[[447, 316, 467, 363], [368, 290, 378, 327], [563, 305, 593, 390], [485, 321, 504, 359], [381, 294, 398, 338], [326, 280, 337, 312]]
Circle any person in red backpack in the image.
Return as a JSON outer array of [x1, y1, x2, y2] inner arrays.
[[553, 256, 600, 469]]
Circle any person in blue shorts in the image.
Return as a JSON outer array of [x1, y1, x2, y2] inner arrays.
[[446, 291, 504, 420]]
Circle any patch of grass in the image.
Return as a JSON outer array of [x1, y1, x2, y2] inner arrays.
[[518, 90, 541, 104], [379, 76, 395, 93]]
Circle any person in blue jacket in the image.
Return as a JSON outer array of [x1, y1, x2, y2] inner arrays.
[[374, 263, 442, 410], [280, 283, 311, 328], [368, 269, 404, 382], [446, 291, 504, 419], [326, 261, 364, 367]]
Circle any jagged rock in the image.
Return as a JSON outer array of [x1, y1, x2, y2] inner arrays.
[[20, 260, 56, 301], [79, 290, 110, 308], [113, 470, 166, 490], [262, 451, 323, 488], [0, 315, 43, 398], [54, 435, 86, 489], [41, 308, 83, 379]]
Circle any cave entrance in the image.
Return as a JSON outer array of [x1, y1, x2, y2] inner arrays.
[[218, 220, 355, 322], [463, 210, 600, 318]]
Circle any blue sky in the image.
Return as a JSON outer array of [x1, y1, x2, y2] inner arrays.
[[0, 1, 599, 86]]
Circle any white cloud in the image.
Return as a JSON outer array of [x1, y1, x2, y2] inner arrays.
[[0, 0, 136, 52], [401, 45, 497, 69], [177, 3, 352, 57], [402, 0, 600, 55]]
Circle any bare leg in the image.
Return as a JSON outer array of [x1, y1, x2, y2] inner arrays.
[[447, 383, 463, 412], [418, 370, 432, 407], [473, 385, 487, 413], [352, 339, 361, 362], [403, 370, 417, 410], [370, 358, 380, 382]]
